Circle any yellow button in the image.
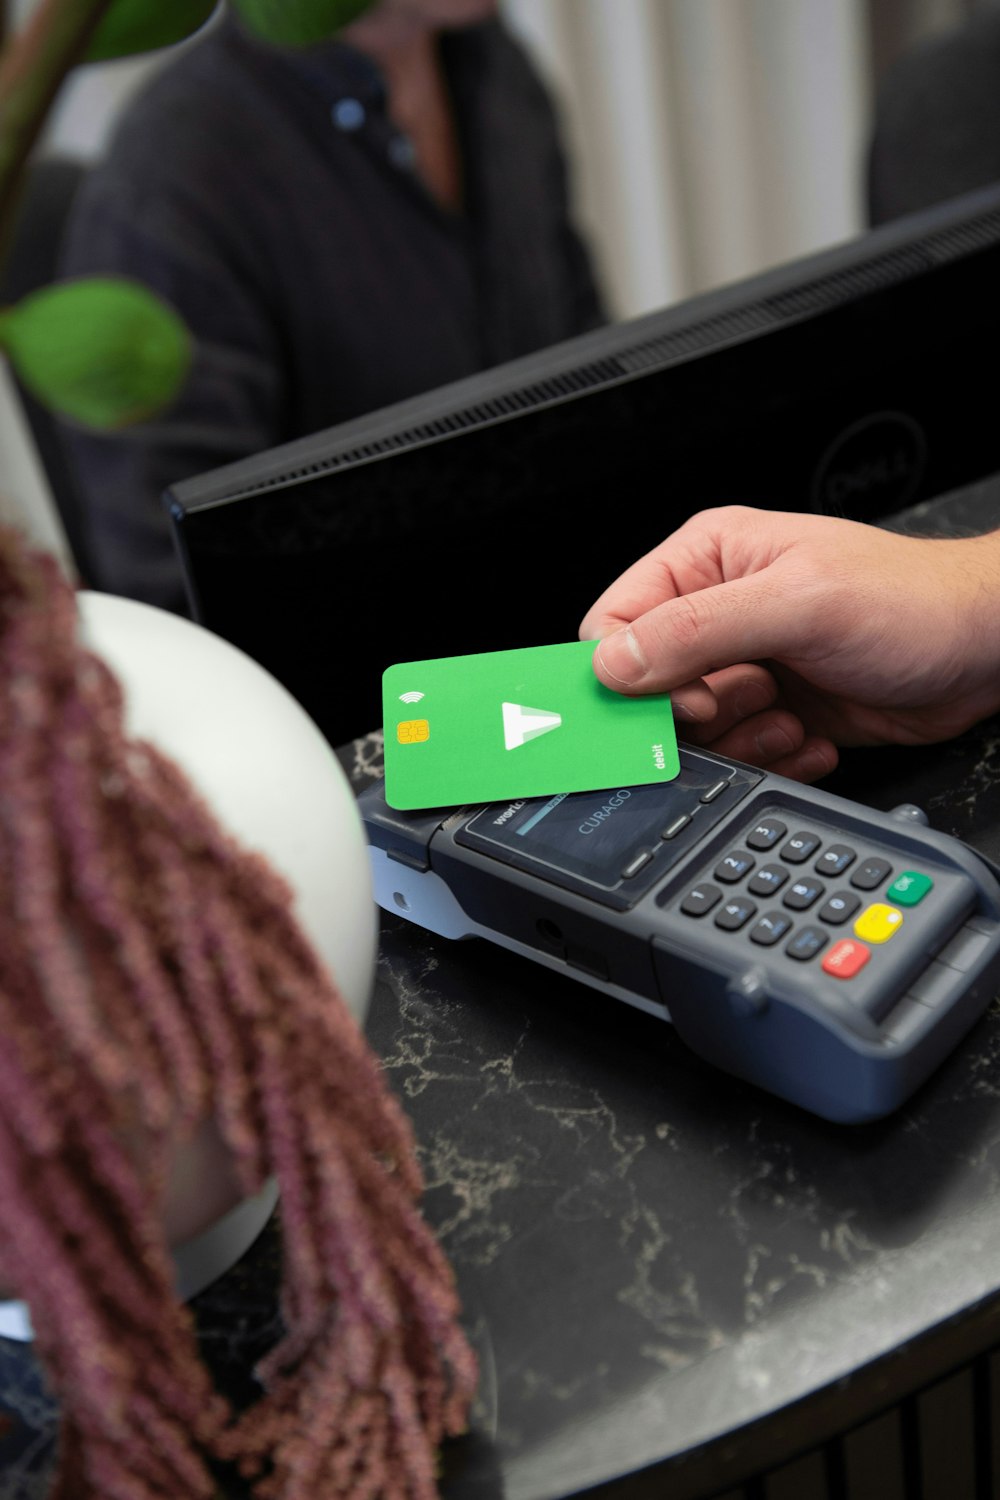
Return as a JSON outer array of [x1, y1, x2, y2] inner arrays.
[[853, 903, 903, 944]]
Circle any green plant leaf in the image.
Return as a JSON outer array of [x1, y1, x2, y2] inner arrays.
[[0, 278, 192, 430], [85, 0, 219, 60], [228, 0, 376, 47]]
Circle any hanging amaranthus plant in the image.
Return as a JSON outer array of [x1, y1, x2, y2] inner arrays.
[[0, 3, 478, 1495]]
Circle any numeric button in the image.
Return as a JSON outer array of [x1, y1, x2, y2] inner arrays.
[[714, 850, 755, 883], [786, 926, 828, 961], [851, 857, 892, 890], [815, 844, 856, 877], [715, 897, 756, 931], [748, 864, 789, 897], [747, 818, 787, 851], [818, 891, 861, 925], [681, 884, 722, 917], [750, 911, 793, 946], [784, 876, 825, 910], [781, 831, 822, 864]]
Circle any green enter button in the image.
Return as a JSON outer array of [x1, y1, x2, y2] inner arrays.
[[887, 870, 933, 906]]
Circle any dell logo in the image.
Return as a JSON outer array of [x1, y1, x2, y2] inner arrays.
[[811, 411, 927, 522]]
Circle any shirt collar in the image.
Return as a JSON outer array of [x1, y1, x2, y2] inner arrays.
[[221, 13, 388, 112]]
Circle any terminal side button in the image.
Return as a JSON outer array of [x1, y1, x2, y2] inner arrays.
[[387, 845, 430, 872], [567, 944, 610, 980], [726, 969, 769, 1018], [661, 814, 691, 840]]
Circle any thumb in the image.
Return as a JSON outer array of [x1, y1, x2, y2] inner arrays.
[[593, 571, 806, 694]]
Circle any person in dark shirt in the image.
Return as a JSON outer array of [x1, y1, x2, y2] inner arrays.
[[59, 0, 604, 612]]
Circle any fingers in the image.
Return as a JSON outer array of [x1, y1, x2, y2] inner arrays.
[[685, 706, 839, 782], [581, 505, 1000, 763], [675, 664, 776, 736], [579, 539, 694, 644], [592, 570, 810, 695], [668, 664, 838, 782], [579, 504, 768, 642], [748, 735, 839, 784]]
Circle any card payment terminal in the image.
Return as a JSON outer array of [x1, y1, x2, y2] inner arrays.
[[360, 747, 1000, 1122]]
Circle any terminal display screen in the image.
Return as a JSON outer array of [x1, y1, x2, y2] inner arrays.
[[460, 767, 730, 891]]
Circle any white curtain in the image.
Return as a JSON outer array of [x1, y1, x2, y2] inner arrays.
[[501, 0, 874, 320]]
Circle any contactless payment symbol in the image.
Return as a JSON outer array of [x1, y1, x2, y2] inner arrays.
[[382, 640, 679, 810], [502, 702, 562, 751]]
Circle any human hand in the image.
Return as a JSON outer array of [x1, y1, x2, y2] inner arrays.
[[579, 506, 1000, 783]]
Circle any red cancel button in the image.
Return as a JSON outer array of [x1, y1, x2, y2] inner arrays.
[[822, 938, 871, 979]]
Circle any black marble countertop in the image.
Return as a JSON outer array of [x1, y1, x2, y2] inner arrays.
[[3, 481, 1000, 1499]]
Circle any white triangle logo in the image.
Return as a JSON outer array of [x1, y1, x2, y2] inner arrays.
[[502, 701, 562, 751]]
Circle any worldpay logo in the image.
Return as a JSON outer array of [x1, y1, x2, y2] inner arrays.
[[811, 411, 927, 521]]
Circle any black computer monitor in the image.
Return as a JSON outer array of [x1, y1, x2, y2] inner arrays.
[[168, 183, 1000, 749]]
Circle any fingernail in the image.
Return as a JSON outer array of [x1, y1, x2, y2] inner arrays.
[[734, 680, 773, 718], [796, 746, 836, 783], [595, 627, 647, 687], [672, 701, 697, 721], [757, 723, 796, 760]]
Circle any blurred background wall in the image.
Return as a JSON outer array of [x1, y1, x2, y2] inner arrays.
[[501, 0, 1000, 317], [505, 0, 871, 318], [3, 0, 999, 551]]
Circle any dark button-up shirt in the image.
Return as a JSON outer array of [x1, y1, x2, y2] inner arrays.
[[59, 15, 605, 611]]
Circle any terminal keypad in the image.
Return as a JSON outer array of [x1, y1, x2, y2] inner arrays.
[[676, 813, 937, 983]]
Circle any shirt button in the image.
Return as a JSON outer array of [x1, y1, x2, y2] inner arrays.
[[332, 96, 366, 131], [388, 134, 417, 169]]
